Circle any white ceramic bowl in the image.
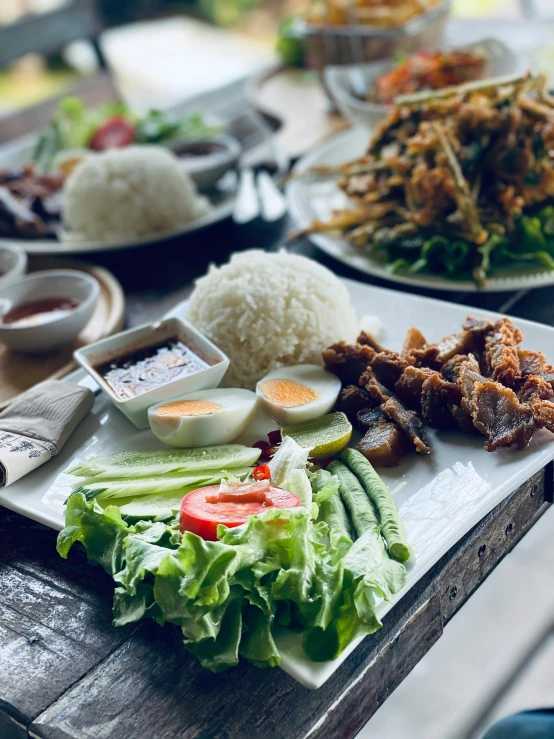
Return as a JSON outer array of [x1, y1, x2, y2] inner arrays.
[[324, 38, 527, 130], [0, 269, 99, 353], [0, 244, 27, 286], [169, 135, 241, 192], [74, 316, 230, 429]]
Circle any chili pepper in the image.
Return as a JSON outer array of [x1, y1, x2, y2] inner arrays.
[[252, 464, 271, 482]]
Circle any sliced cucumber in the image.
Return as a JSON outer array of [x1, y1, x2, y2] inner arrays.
[[68, 445, 261, 480], [74, 467, 252, 502], [112, 492, 187, 520]]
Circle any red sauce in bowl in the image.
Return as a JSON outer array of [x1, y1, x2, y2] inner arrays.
[[1, 297, 80, 327]]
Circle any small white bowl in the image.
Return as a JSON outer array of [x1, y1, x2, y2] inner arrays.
[[0, 244, 27, 286], [168, 135, 241, 192], [75, 316, 230, 429], [324, 38, 527, 131], [0, 269, 99, 353]]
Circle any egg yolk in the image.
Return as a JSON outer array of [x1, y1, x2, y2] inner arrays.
[[260, 379, 319, 408], [155, 400, 222, 416]]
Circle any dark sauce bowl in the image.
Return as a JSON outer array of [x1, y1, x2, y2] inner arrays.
[[168, 135, 241, 192]]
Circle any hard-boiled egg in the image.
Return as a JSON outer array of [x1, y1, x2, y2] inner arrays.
[[148, 388, 257, 448], [256, 365, 341, 426]]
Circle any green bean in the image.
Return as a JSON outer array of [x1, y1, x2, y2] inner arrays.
[[319, 493, 353, 543], [327, 461, 380, 539], [341, 449, 410, 563]]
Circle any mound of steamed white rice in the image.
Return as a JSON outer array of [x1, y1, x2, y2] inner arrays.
[[187, 250, 357, 389], [62, 146, 210, 243]]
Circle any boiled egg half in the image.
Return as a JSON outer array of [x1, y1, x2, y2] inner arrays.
[[148, 388, 257, 448], [256, 365, 341, 425]]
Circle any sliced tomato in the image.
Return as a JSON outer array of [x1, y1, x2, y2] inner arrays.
[[180, 483, 301, 540], [89, 117, 135, 151]]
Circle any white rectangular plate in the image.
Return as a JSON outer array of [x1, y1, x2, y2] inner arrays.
[[1, 278, 554, 689]]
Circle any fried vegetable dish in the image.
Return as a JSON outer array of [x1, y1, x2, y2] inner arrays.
[[305, 74, 554, 286], [306, 0, 442, 27], [325, 315, 554, 466], [369, 49, 486, 104]]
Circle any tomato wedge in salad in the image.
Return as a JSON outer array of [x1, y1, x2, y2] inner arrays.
[[180, 482, 301, 540], [89, 117, 135, 151]]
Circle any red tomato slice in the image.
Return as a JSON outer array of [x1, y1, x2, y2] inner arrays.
[[89, 117, 135, 151], [180, 484, 301, 540]]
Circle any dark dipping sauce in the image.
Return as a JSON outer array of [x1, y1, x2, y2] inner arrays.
[[97, 337, 211, 401], [1, 297, 80, 326], [173, 141, 228, 160]]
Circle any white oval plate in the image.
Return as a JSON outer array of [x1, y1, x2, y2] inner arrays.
[[287, 127, 554, 293], [0, 134, 234, 255]]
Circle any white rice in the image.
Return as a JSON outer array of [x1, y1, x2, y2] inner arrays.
[[187, 250, 357, 389], [62, 146, 210, 243]]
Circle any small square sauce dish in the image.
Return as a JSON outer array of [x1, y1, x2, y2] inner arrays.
[[74, 316, 230, 428]]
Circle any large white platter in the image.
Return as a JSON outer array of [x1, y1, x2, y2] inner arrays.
[[1, 278, 554, 689], [287, 128, 554, 293]]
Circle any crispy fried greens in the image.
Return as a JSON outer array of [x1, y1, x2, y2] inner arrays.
[[304, 75, 554, 286]]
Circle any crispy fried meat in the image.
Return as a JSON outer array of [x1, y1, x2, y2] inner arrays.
[[371, 351, 413, 390], [357, 331, 386, 352], [401, 327, 427, 357], [357, 415, 408, 467], [360, 367, 393, 404], [471, 381, 535, 451], [381, 396, 430, 454], [395, 365, 437, 410], [323, 342, 376, 385], [441, 353, 481, 383], [532, 399, 554, 433], [484, 318, 523, 386], [336, 385, 375, 422], [421, 373, 463, 430], [518, 375, 554, 404]]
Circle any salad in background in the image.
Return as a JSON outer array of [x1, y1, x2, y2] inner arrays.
[[31, 96, 221, 173]]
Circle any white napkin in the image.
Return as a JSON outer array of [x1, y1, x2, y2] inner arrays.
[[0, 380, 94, 488]]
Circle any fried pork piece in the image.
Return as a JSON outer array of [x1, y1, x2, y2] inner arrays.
[[394, 365, 436, 410], [323, 342, 376, 385], [360, 367, 431, 453], [406, 344, 441, 370], [336, 385, 375, 422], [484, 318, 523, 386], [382, 396, 430, 454], [357, 407, 387, 430], [532, 399, 554, 432], [462, 316, 494, 335], [420, 373, 463, 430], [360, 367, 392, 403], [518, 349, 549, 376], [357, 414, 408, 467], [441, 353, 481, 383], [401, 328, 427, 357], [435, 331, 476, 365], [517, 349, 554, 388], [456, 355, 489, 421], [518, 375, 554, 404], [357, 331, 386, 352], [371, 351, 413, 390], [471, 381, 535, 451]]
